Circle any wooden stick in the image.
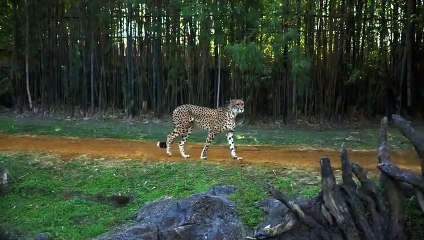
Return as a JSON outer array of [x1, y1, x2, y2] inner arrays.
[[340, 143, 356, 188], [391, 114, 424, 175], [378, 162, 424, 190], [268, 184, 331, 240]]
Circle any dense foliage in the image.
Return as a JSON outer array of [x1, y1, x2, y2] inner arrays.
[[0, 0, 423, 120]]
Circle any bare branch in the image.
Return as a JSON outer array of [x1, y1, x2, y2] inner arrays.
[[321, 157, 360, 240], [268, 184, 331, 240], [378, 163, 424, 190], [391, 114, 424, 175], [254, 213, 297, 239], [341, 143, 356, 188]]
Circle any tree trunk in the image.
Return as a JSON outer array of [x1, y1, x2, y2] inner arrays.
[[125, 3, 134, 118], [405, 0, 415, 114], [216, 45, 221, 108], [25, 0, 33, 111], [90, 31, 95, 113]]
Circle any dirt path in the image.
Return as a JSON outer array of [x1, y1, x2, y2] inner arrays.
[[0, 134, 421, 172]]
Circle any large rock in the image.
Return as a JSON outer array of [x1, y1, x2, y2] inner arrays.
[[94, 223, 159, 240], [95, 185, 246, 240]]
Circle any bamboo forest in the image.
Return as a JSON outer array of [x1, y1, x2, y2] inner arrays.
[[0, 0, 423, 121]]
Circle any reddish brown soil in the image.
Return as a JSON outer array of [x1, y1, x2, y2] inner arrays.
[[0, 134, 421, 172]]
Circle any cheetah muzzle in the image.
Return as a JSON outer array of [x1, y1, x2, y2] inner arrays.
[[157, 99, 245, 160]]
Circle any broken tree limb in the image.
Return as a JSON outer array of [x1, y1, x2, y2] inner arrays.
[[358, 192, 386, 239], [320, 157, 346, 225], [340, 185, 377, 240], [378, 162, 424, 190], [338, 144, 381, 240], [340, 144, 356, 188], [350, 162, 387, 237], [378, 116, 407, 240], [256, 116, 423, 240], [351, 163, 378, 199], [391, 114, 424, 175], [340, 147, 376, 240], [381, 174, 406, 240], [268, 185, 321, 229], [255, 213, 297, 239], [320, 157, 360, 240], [268, 184, 331, 240]]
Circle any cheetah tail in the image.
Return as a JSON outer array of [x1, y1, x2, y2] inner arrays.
[[157, 141, 167, 148]]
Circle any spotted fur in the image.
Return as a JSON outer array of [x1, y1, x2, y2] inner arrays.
[[157, 99, 245, 160]]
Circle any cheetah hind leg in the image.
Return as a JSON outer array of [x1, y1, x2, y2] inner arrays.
[[178, 127, 192, 159], [165, 129, 181, 156], [200, 132, 215, 160]]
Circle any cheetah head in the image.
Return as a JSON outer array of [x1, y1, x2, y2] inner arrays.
[[229, 99, 244, 115]]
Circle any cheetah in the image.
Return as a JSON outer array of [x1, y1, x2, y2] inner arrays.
[[157, 99, 245, 160]]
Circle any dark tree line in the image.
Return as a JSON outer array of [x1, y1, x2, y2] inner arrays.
[[0, 0, 423, 120]]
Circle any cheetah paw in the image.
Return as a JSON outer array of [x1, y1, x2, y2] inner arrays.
[[200, 156, 207, 160], [234, 156, 243, 160], [182, 154, 191, 159]]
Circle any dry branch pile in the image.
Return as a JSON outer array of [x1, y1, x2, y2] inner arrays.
[[255, 115, 424, 240]]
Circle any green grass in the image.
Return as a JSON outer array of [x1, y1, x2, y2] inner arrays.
[[405, 198, 424, 240], [0, 153, 322, 239], [1, 115, 423, 239], [1, 115, 423, 150]]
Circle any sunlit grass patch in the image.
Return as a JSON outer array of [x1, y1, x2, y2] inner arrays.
[[0, 153, 323, 239]]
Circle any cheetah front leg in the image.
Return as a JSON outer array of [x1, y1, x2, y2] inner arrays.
[[178, 127, 192, 159], [226, 131, 242, 160], [200, 131, 215, 160]]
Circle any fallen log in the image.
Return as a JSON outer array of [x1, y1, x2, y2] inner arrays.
[[255, 116, 424, 239]]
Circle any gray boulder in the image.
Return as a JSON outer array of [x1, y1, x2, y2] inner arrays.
[[94, 223, 158, 240], [95, 185, 246, 240]]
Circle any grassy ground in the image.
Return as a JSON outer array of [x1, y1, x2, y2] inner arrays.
[[1, 115, 423, 239], [0, 153, 321, 239], [0, 115, 423, 150]]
